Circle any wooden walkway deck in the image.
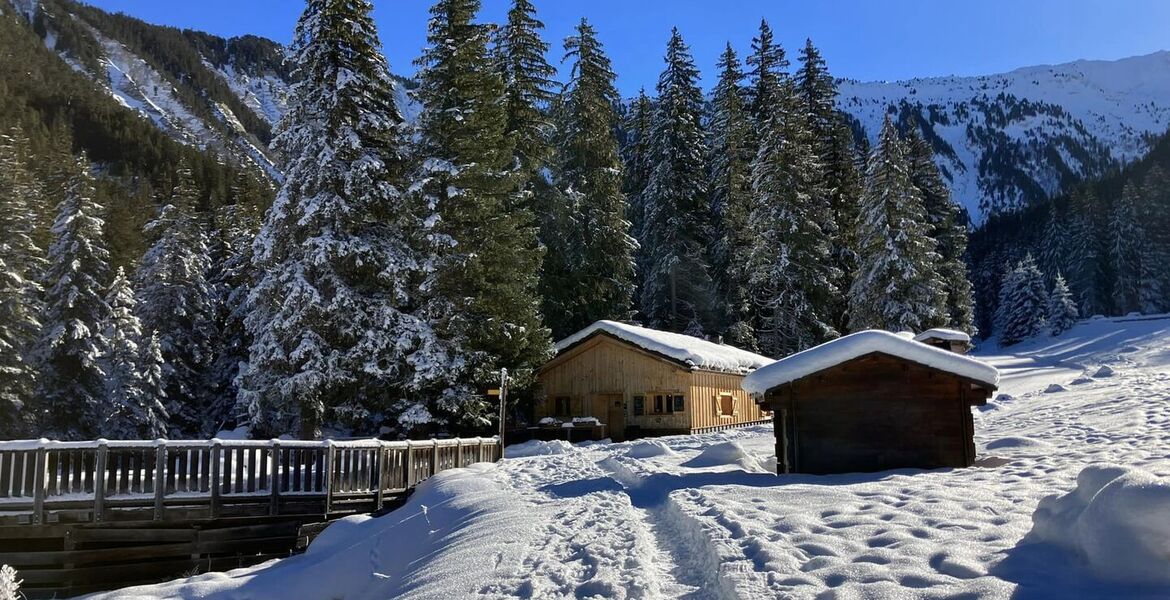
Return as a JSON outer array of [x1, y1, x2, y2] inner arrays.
[[0, 436, 501, 598]]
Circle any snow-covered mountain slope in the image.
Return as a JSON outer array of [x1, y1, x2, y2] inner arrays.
[[86, 315, 1170, 599], [841, 52, 1170, 221]]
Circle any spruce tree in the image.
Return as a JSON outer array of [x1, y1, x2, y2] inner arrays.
[[414, 0, 551, 417], [136, 166, 217, 437], [638, 28, 714, 334], [795, 39, 861, 334], [545, 19, 635, 338], [745, 20, 787, 129], [1065, 187, 1103, 316], [1047, 271, 1079, 336], [103, 268, 168, 439], [1039, 203, 1067, 279], [1138, 165, 1170, 313], [995, 254, 1048, 345], [0, 129, 44, 436], [708, 43, 756, 349], [496, 0, 556, 189], [905, 127, 975, 332], [1109, 181, 1143, 315], [209, 196, 262, 431], [622, 88, 654, 307], [849, 118, 945, 333], [33, 155, 112, 439], [243, 0, 465, 438]]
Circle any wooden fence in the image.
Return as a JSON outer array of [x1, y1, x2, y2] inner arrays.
[[0, 437, 501, 526]]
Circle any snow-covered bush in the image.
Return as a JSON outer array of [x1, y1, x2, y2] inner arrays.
[[0, 565, 19, 600], [1031, 465, 1170, 585]]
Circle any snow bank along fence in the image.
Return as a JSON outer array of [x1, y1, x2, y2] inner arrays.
[[0, 436, 501, 598]]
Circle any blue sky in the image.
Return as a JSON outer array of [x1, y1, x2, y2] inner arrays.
[[84, 0, 1170, 94]]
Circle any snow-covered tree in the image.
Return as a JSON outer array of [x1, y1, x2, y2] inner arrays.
[[242, 0, 473, 438], [905, 127, 975, 332], [745, 19, 786, 130], [102, 268, 167, 439], [136, 166, 217, 437], [414, 0, 551, 404], [849, 117, 945, 333], [1047, 271, 1079, 336], [496, 0, 556, 190], [1109, 181, 1143, 315], [622, 88, 654, 306], [638, 28, 714, 334], [208, 197, 261, 433], [1138, 165, 1170, 314], [32, 155, 112, 439], [708, 43, 756, 349], [0, 130, 45, 436], [995, 254, 1048, 346], [1065, 187, 1103, 316], [544, 19, 636, 338]]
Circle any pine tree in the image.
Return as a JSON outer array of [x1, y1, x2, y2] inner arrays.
[[708, 43, 756, 349], [544, 19, 635, 338], [1039, 203, 1067, 279], [638, 28, 714, 334], [1138, 165, 1170, 313], [33, 155, 112, 439], [795, 39, 861, 334], [1109, 181, 1143, 315], [622, 88, 654, 308], [905, 127, 975, 332], [1047, 271, 1079, 336], [995, 254, 1048, 345], [1065, 187, 1103, 316], [849, 118, 945, 333], [745, 19, 787, 129], [136, 165, 217, 437], [103, 268, 167, 439], [496, 0, 556, 189], [415, 0, 551, 412], [0, 129, 45, 436], [242, 0, 468, 438]]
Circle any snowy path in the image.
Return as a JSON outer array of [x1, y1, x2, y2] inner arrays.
[[82, 316, 1170, 600]]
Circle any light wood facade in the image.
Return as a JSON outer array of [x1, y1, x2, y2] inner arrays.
[[535, 333, 769, 441]]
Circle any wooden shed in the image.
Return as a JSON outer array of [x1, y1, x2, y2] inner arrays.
[[535, 321, 774, 441], [913, 328, 974, 354], [743, 330, 999, 475]]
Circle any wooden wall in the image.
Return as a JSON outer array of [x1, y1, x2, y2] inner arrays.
[[536, 335, 767, 436], [764, 354, 988, 475]]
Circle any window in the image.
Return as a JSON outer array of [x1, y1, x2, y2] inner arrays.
[[672, 395, 685, 412], [655, 395, 665, 414], [718, 394, 735, 417], [633, 395, 645, 416], [554, 396, 571, 417]]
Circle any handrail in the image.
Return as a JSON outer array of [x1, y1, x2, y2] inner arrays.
[[0, 436, 502, 523]]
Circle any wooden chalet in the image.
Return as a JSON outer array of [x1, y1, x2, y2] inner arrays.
[[743, 330, 999, 475], [535, 321, 774, 441]]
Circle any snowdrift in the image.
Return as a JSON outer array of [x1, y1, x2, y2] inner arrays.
[[1031, 465, 1170, 585]]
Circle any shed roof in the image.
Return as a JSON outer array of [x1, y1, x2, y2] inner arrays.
[[742, 330, 999, 395], [554, 321, 774, 374], [914, 328, 973, 343]]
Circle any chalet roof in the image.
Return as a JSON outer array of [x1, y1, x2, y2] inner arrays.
[[914, 328, 973, 343], [554, 321, 774, 374], [742, 330, 1000, 395]]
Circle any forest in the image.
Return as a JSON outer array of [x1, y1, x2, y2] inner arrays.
[[1, 0, 1165, 442]]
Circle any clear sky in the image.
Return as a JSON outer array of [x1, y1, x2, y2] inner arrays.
[[83, 0, 1170, 95]]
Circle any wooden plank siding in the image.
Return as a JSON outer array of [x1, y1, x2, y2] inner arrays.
[[536, 334, 768, 439], [761, 353, 991, 475]]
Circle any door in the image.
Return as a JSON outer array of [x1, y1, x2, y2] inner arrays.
[[602, 394, 627, 442]]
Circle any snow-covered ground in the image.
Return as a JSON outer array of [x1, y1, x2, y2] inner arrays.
[[82, 316, 1170, 599]]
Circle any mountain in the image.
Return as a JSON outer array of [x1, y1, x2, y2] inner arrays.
[[841, 52, 1170, 221]]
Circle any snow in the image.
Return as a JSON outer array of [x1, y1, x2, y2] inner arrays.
[[505, 439, 573, 458], [556, 320, 773, 374], [742, 329, 1000, 395], [914, 328, 972, 343], [78, 316, 1170, 599]]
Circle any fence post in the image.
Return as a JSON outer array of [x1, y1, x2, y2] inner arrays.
[[429, 439, 439, 478], [94, 440, 108, 523], [153, 439, 167, 521], [32, 440, 48, 525], [323, 441, 335, 515], [373, 444, 385, 512], [404, 441, 414, 489], [269, 440, 280, 516], [209, 440, 222, 519], [455, 439, 463, 468]]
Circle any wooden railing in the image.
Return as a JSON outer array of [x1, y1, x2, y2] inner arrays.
[[0, 437, 501, 524]]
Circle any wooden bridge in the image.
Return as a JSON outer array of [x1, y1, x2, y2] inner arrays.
[[0, 436, 501, 598]]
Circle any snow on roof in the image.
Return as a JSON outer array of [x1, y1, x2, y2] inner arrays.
[[914, 328, 973, 343], [742, 330, 999, 395], [555, 321, 773, 374]]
